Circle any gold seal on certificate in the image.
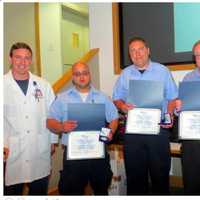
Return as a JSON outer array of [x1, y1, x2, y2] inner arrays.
[[179, 111, 200, 140], [126, 108, 161, 135], [67, 131, 105, 160]]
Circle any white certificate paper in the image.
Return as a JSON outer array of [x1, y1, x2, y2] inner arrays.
[[179, 111, 200, 140], [67, 131, 105, 160], [126, 108, 161, 135]]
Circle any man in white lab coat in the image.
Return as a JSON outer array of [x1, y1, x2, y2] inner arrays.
[[4, 42, 58, 195]]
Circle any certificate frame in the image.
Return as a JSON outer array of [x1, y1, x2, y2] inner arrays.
[[67, 131, 105, 160], [128, 80, 164, 109], [68, 103, 105, 131], [126, 108, 161, 135], [179, 111, 200, 140], [179, 81, 200, 111]]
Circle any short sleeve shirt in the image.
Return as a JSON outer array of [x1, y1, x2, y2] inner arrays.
[[48, 86, 118, 145], [112, 60, 178, 117], [183, 68, 200, 82]]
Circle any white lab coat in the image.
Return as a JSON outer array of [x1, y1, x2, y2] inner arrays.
[[4, 70, 58, 186]]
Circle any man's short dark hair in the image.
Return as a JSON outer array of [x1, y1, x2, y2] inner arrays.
[[128, 37, 149, 48], [9, 42, 32, 57]]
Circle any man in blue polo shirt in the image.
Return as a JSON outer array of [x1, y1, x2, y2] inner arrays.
[[47, 62, 118, 195], [175, 40, 200, 194], [113, 37, 178, 195]]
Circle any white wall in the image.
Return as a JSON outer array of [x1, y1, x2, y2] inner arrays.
[[89, 3, 192, 97], [89, 3, 118, 97], [39, 3, 63, 84], [171, 70, 191, 86]]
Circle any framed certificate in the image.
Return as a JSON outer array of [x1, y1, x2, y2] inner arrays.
[[126, 108, 161, 135], [67, 131, 105, 160], [179, 111, 200, 140]]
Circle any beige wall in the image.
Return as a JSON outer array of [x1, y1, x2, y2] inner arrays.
[[62, 6, 89, 72], [39, 3, 89, 85], [4, 3, 36, 74]]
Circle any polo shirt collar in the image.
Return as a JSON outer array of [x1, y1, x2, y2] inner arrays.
[[67, 85, 98, 96], [131, 60, 153, 73]]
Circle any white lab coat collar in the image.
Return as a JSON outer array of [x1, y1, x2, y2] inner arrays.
[[6, 70, 39, 98]]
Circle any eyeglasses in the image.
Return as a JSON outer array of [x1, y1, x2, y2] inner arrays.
[[73, 71, 89, 77], [194, 54, 200, 58], [129, 46, 146, 54]]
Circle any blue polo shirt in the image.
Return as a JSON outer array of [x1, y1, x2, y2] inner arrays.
[[183, 68, 200, 82], [48, 86, 118, 145], [112, 60, 178, 117]]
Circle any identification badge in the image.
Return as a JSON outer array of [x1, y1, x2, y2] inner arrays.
[[33, 81, 43, 102]]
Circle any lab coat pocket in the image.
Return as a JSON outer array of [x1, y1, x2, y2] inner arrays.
[[4, 105, 21, 135], [38, 134, 50, 159], [8, 136, 21, 164]]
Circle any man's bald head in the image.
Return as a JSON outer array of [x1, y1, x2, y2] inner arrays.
[[72, 62, 89, 73], [72, 62, 91, 92]]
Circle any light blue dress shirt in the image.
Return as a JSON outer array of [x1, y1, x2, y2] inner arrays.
[[48, 86, 118, 145], [183, 68, 200, 82], [112, 60, 178, 118]]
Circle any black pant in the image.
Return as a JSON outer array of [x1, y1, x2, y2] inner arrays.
[[4, 176, 49, 195], [58, 147, 113, 195], [181, 140, 200, 195], [124, 128, 171, 195]]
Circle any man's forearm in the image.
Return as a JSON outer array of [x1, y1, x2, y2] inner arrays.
[[114, 99, 134, 113], [108, 118, 119, 135], [113, 99, 125, 111], [47, 119, 63, 134], [167, 99, 177, 114]]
